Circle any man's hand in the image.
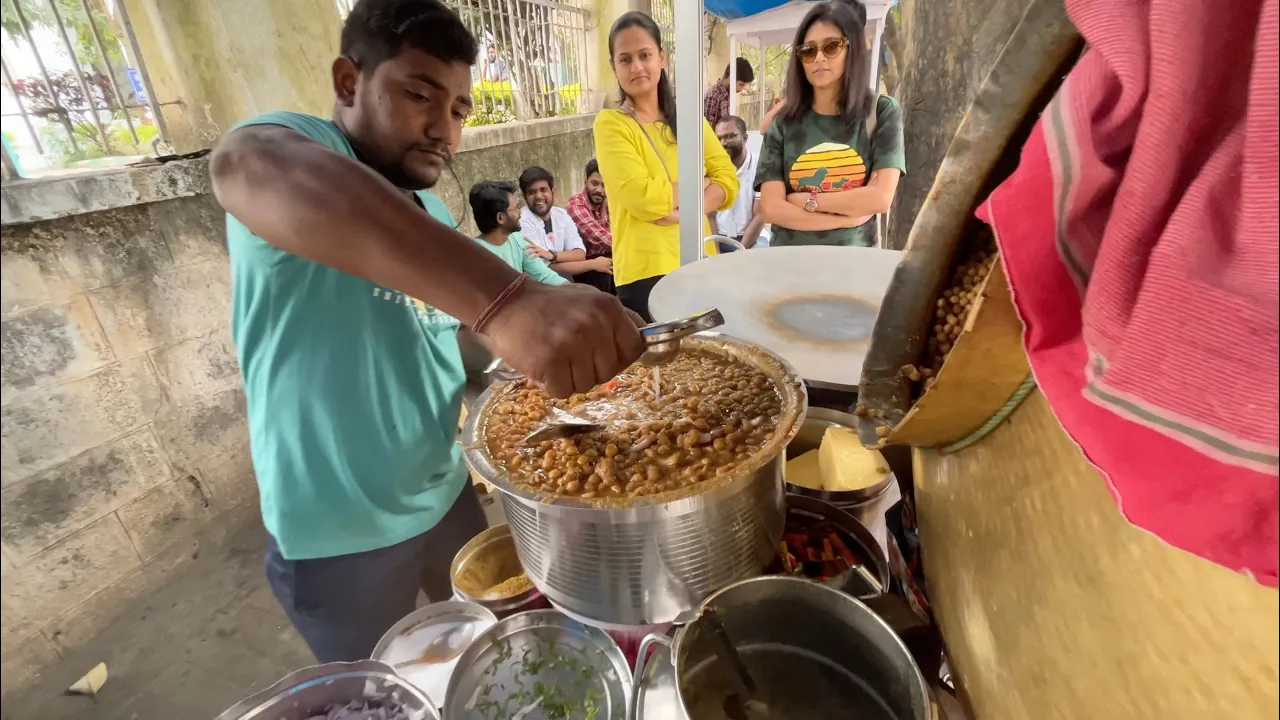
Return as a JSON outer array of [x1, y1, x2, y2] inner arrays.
[[590, 256, 614, 275], [526, 244, 555, 261], [481, 283, 645, 397]]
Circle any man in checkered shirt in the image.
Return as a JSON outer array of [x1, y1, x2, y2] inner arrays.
[[704, 57, 755, 127], [564, 158, 614, 293]]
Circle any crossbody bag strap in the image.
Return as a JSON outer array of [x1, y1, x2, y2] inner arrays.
[[621, 104, 674, 183]]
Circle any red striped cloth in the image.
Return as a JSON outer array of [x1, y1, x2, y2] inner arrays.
[[976, 0, 1279, 584]]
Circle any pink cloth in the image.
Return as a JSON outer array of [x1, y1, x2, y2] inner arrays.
[[976, 0, 1279, 584]]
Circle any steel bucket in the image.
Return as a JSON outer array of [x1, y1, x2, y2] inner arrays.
[[630, 576, 932, 720]]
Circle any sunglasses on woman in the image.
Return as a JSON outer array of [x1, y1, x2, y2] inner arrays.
[[795, 37, 848, 63]]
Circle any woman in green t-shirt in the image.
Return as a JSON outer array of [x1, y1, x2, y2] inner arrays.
[[754, 0, 906, 248]]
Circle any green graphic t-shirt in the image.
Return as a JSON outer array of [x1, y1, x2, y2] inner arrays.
[[226, 111, 469, 560], [754, 95, 906, 247]]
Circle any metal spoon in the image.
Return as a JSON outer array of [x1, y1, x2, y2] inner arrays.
[[521, 406, 602, 444], [393, 622, 475, 670]]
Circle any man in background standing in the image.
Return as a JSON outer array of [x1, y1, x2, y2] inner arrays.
[[710, 115, 765, 250], [704, 58, 755, 127], [565, 158, 614, 293], [518, 165, 612, 280]]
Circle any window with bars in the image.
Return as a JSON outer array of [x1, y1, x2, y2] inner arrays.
[[1, 0, 170, 176], [335, 0, 593, 127]]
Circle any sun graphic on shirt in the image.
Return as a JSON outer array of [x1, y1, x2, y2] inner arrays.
[[788, 142, 866, 192]]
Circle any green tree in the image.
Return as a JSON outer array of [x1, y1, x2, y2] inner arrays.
[[1, 0, 126, 73]]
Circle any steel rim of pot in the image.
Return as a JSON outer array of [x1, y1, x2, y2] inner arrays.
[[628, 576, 931, 720], [217, 660, 438, 720]]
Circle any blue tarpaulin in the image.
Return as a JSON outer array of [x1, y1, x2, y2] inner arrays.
[[705, 0, 816, 21], [706, 0, 897, 22]]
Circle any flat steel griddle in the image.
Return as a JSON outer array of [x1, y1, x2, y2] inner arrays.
[[649, 247, 903, 391]]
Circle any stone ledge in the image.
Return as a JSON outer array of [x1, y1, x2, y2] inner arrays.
[[458, 113, 594, 152], [1, 159, 212, 227], [0, 114, 595, 227]]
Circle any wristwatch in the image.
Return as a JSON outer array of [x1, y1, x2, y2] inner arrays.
[[803, 190, 819, 213]]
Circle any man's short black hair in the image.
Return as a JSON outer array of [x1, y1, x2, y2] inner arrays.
[[340, 0, 478, 72], [518, 166, 555, 194], [723, 57, 755, 83], [584, 158, 600, 178], [469, 180, 517, 234], [716, 115, 748, 137]]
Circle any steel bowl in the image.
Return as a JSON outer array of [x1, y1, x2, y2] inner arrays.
[[443, 609, 633, 720], [215, 660, 437, 720], [785, 407, 896, 507], [449, 524, 550, 618], [461, 333, 808, 626], [781, 493, 891, 596]]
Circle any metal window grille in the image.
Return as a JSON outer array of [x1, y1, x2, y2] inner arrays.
[[447, 0, 593, 124], [336, 0, 593, 126], [1, 0, 171, 173]]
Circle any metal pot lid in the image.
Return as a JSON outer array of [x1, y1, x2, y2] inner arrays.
[[444, 609, 632, 720], [370, 601, 498, 711]]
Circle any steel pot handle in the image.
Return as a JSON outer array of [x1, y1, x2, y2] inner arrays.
[[627, 632, 674, 720]]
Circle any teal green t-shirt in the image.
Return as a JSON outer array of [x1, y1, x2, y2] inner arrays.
[[472, 232, 568, 286], [227, 111, 468, 560]]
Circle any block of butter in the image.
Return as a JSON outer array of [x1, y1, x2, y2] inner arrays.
[[785, 449, 824, 490], [817, 427, 891, 492]]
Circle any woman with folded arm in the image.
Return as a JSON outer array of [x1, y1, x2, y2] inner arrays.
[[593, 11, 739, 322], [755, 0, 906, 248]]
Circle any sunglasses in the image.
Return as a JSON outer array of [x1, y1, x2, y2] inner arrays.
[[795, 37, 848, 63]]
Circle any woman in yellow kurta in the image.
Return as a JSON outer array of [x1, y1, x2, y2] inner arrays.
[[594, 11, 739, 321]]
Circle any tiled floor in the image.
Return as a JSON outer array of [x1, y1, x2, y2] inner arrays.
[[1, 489, 505, 720]]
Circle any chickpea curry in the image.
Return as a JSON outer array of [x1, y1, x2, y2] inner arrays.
[[483, 351, 785, 500]]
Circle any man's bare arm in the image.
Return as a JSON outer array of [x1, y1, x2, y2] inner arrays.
[[210, 125, 518, 325]]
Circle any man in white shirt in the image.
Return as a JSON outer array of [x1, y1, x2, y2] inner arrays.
[[710, 116, 765, 251], [518, 166, 612, 278]]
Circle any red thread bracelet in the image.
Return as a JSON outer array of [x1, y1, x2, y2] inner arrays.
[[472, 274, 527, 335]]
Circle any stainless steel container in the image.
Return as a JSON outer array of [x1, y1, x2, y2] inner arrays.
[[461, 333, 808, 627], [215, 660, 437, 720], [785, 407, 896, 507], [449, 524, 550, 618], [782, 493, 891, 596], [443, 609, 633, 720], [630, 576, 932, 720]]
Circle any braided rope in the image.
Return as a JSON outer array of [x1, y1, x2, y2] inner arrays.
[[940, 375, 1038, 454]]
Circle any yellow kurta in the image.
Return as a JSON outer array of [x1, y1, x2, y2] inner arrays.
[[592, 109, 739, 286]]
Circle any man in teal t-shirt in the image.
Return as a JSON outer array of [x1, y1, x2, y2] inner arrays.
[[210, 0, 645, 663], [468, 179, 573, 285]]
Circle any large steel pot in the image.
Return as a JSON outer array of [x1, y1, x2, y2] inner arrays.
[[461, 333, 807, 626], [630, 576, 932, 720]]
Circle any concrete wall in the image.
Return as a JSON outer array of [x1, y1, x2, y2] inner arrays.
[[122, 0, 344, 153], [0, 115, 595, 696]]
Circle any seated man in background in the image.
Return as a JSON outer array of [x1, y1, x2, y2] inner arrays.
[[564, 158, 615, 293], [705, 58, 756, 127], [468, 180, 567, 286], [518, 165, 612, 280], [710, 115, 765, 251]]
